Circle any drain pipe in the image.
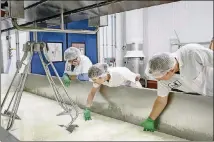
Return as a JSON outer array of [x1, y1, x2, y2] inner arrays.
[[113, 14, 116, 64], [15, 30, 21, 70], [60, 8, 64, 30], [5, 31, 12, 73], [12, 18, 98, 34], [111, 15, 114, 59]]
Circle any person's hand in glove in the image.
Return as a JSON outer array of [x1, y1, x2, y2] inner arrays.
[[84, 108, 92, 121], [62, 74, 71, 87], [140, 117, 156, 132]]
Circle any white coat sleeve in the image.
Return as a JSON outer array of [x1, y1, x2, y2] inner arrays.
[[193, 47, 213, 67], [121, 67, 138, 83], [157, 81, 171, 97], [64, 61, 69, 74], [81, 56, 93, 74]]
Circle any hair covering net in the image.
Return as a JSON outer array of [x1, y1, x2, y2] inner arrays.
[[88, 63, 108, 79], [146, 52, 176, 78], [64, 47, 81, 61]]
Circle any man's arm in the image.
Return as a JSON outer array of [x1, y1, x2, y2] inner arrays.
[[86, 86, 100, 108], [149, 96, 168, 120], [149, 81, 170, 120]]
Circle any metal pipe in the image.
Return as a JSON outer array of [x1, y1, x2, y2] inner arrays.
[[102, 27, 105, 62], [33, 22, 38, 42], [105, 25, 108, 57], [172, 41, 211, 47], [103, 27, 106, 59], [60, 8, 64, 30], [0, 0, 2, 107], [111, 15, 114, 58], [122, 12, 126, 66], [15, 30, 20, 70], [12, 18, 98, 34], [15, 30, 20, 60], [113, 14, 116, 60], [5, 31, 12, 73]]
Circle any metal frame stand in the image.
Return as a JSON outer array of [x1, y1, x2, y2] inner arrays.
[[1, 41, 80, 132]]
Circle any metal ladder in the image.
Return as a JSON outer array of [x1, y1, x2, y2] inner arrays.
[[1, 41, 80, 132]]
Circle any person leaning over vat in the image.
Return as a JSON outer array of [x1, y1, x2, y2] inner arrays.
[[62, 47, 92, 87], [83, 63, 143, 121], [139, 43, 213, 132]]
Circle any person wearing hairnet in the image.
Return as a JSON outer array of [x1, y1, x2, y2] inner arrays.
[[62, 47, 92, 87], [83, 63, 142, 121], [140, 43, 213, 132]]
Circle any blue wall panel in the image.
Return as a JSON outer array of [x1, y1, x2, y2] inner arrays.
[[30, 29, 67, 77], [30, 19, 97, 76], [67, 19, 98, 64]]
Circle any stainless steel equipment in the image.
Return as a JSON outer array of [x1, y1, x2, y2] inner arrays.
[[24, 74, 213, 141], [104, 57, 116, 67], [1, 41, 80, 132], [124, 43, 145, 76]]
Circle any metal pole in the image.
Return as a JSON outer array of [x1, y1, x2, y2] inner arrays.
[[111, 15, 114, 58], [33, 22, 38, 42], [60, 8, 64, 30], [15, 30, 20, 69], [0, 0, 2, 122]]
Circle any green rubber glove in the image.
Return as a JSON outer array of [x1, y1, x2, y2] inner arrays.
[[140, 117, 156, 132], [84, 108, 92, 121], [62, 74, 71, 87]]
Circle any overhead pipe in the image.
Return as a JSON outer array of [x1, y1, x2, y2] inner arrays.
[[12, 18, 98, 34]]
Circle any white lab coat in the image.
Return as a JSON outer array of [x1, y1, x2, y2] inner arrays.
[[64, 55, 92, 76], [158, 44, 213, 97], [93, 67, 142, 88]]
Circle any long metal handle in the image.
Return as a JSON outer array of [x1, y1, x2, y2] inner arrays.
[[42, 45, 79, 111], [38, 52, 69, 111], [6, 52, 33, 130], [41, 44, 79, 123], [1, 50, 29, 110]]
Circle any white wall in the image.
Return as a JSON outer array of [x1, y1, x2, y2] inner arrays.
[[1, 31, 29, 74], [147, 1, 213, 57], [98, 1, 213, 77], [125, 9, 144, 44]]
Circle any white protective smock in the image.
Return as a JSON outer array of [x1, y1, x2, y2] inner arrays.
[[158, 44, 213, 97], [64, 55, 92, 76], [93, 67, 142, 88]]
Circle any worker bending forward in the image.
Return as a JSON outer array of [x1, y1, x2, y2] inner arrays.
[[141, 44, 213, 132], [62, 47, 92, 87], [84, 63, 142, 120]]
